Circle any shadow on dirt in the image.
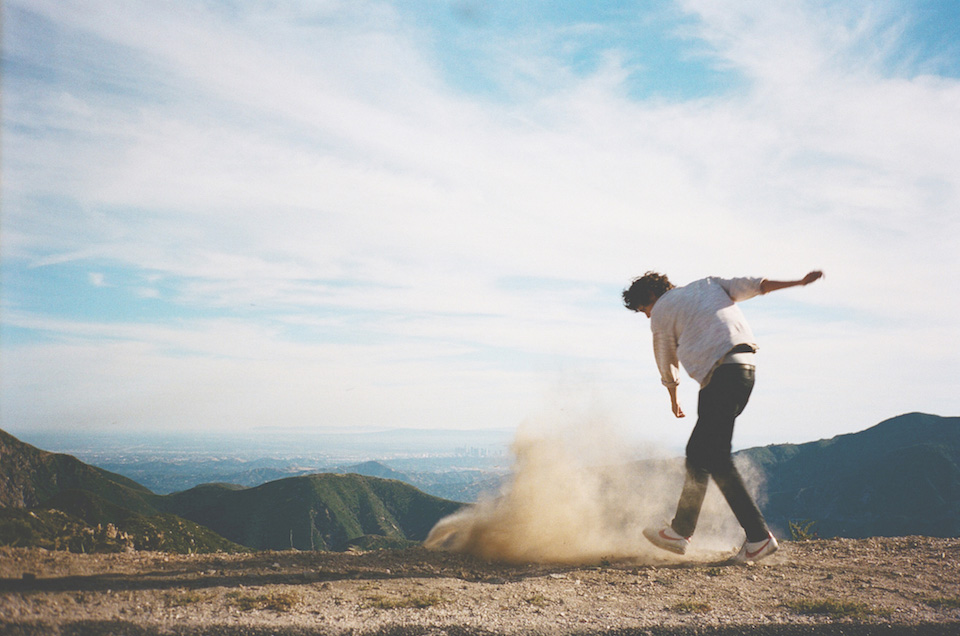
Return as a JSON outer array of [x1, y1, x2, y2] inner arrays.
[[1, 546, 741, 595]]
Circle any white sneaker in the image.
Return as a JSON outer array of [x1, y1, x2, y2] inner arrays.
[[733, 532, 779, 563], [643, 524, 690, 555]]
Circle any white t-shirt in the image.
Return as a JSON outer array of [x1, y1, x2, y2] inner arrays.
[[649, 276, 765, 388]]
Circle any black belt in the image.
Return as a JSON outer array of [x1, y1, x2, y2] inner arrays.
[[729, 344, 755, 354]]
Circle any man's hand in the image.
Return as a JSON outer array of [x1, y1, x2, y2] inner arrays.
[[760, 270, 825, 294], [667, 385, 685, 418]]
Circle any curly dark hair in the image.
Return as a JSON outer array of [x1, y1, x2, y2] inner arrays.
[[622, 271, 674, 311]]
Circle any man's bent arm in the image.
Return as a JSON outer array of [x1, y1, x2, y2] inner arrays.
[[760, 270, 823, 294]]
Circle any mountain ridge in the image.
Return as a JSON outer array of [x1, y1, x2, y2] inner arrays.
[[158, 472, 461, 551], [0, 430, 462, 553], [0, 429, 159, 513], [735, 412, 960, 537]]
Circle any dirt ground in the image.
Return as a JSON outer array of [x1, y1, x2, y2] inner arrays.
[[1, 537, 959, 635]]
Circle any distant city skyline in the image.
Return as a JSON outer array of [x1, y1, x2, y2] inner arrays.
[[2, 1, 958, 452]]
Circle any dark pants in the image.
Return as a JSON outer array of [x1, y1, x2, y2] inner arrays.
[[671, 364, 770, 542]]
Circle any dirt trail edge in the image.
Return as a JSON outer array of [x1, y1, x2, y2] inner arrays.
[[2, 537, 959, 635]]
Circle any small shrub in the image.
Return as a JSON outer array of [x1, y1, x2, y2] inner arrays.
[[524, 594, 550, 608], [788, 519, 818, 541]]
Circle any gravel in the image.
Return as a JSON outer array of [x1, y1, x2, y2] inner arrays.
[[1, 537, 959, 635]]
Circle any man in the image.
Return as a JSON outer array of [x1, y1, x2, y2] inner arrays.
[[622, 270, 823, 563]]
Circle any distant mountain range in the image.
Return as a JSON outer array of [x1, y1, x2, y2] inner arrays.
[[85, 455, 507, 500], [0, 429, 461, 553], [1, 412, 957, 553], [331, 460, 504, 503]]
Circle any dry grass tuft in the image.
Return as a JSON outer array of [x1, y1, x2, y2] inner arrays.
[[523, 593, 550, 608], [363, 592, 446, 610], [226, 589, 300, 612], [164, 590, 215, 607], [670, 600, 711, 614]]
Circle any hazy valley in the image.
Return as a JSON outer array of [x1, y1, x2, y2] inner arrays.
[[16, 427, 513, 501]]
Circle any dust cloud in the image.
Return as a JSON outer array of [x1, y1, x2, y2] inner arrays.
[[425, 404, 763, 564]]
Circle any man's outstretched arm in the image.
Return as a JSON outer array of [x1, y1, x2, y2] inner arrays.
[[760, 270, 824, 294]]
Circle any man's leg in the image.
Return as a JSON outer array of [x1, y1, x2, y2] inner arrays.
[[671, 462, 709, 538], [670, 368, 739, 538], [673, 364, 765, 540], [701, 365, 769, 542], [712, 460, 770, 542]]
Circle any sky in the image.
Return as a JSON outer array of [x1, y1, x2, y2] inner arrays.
[[1, 0, 958, 453]]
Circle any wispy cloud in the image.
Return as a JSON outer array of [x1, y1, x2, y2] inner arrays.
[[2, 0, 958, 445]]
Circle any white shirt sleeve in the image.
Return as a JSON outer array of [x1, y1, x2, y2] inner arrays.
[[717, 277, 765, 303], [652, 327, 680, 388]]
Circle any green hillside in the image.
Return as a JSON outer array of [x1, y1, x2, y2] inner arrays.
[[737, 412, 960, 538], [0, 490, 247, 554], [0, 429, 158, 514], [1, 429, 463, 553], [161, 473, 463, 551]]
